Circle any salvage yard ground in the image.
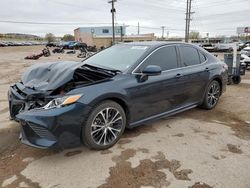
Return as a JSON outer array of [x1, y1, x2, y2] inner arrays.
[[0, 46, 250, 188]]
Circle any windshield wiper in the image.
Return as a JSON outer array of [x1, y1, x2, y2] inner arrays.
[[83, 64, 122, 75]]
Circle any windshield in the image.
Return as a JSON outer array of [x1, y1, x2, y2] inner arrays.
[[83, 45, 149, 71]]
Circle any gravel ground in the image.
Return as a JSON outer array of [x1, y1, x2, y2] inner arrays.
[[0, 46, 250, 188]]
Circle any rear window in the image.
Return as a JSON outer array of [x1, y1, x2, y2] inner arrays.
[[180, 46, 201, 66]]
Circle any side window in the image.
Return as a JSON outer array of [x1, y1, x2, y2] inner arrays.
[[180, 46, 200, 66], [198, 51, 207, 63], [102, 29, 109, 34], [139, 46, 178, 72]]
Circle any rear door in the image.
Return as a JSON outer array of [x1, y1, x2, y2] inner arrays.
[[178, 45, 210, 105]]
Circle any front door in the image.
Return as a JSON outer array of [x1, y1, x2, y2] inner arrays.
[[127, 45, 186, 123]]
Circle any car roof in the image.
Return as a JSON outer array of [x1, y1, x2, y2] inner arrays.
[[120, 41, 204, 53], [122, 41, 185, 48]]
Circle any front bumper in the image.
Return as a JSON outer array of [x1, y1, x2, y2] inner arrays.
[[16, 103, 92, 149], [8, 82, 49, 120]]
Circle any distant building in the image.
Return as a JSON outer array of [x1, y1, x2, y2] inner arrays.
[[75, 26, 126, 39], [74, 26, 156, 48]]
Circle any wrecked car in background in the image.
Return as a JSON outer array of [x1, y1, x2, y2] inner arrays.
[[8, 42, 228, 150], [241, 47, 250, 69]]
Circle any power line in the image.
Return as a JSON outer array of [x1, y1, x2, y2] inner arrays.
[[0, 20, 185, 32], [0, 20, 112, 25], [195, 0, 248, 8]]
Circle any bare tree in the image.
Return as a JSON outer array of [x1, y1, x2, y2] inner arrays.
[[45, 33, 56, 43], [189, 31, 201, 39], [62, 34, 75, 41]]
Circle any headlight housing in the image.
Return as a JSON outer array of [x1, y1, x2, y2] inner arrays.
[[43, 94, 82, 109]]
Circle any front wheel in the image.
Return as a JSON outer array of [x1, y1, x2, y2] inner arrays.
[[82, 100, 126, 150], [201, 80, 221, 110]]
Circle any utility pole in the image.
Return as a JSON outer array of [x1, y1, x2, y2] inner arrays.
[[185, 0, 194, 42], [120, 26, 123, 42], [187, 0, 192, 41], [137, 22, 140, 35], [108, 0, 117, 44], [185, 0, 189, 42], [161, 26, 165, 39]]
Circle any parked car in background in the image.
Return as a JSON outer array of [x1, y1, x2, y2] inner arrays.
[[214, 43, 239, 52], [46, 42, 57, 47], [62, 41, 77, 49], [69, 42, 87, 50], [241, 47, 250, 68], [201, 43, 216, 52], [0, 42, 7, 47], [239, 41, 250, 50], [9, 42, 228, 150]]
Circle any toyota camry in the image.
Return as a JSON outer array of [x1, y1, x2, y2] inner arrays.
[[8, 42, 228, 150]]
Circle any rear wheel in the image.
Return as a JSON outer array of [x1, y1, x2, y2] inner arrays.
[[232, 76, 241, 84], [82, 100, 126, 150], [201, 80, 221, 110]]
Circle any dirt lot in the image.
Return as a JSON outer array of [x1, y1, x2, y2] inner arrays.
[[0, 46, 250, 188]]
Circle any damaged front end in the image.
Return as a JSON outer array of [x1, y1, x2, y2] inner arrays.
[[8, 82, 55, 119], [8, 61, 118, 149]]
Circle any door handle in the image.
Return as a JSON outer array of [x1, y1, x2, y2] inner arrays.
[[175, 73, 183, 78], [205, 67, 210, 72]]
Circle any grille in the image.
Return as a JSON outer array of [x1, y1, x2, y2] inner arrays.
[[9, 102, 23, 118], [28, 123, 56, 141]]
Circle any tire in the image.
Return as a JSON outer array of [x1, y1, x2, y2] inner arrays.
[[232, 76, 241, 84], [201, 80, 221, 110], [82, 100, 126, 150], [227, 76, 233, 85]]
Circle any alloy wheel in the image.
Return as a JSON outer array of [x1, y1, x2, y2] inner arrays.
[[91, 107, 123, 146], [207, 82, 220, 108]]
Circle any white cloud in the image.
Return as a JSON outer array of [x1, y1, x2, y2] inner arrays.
[[0, 0, 249, 37]]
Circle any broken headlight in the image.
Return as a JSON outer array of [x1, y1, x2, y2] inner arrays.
[[43, 94, 82, 109]]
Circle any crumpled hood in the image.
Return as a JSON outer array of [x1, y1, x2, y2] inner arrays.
[[22, 61, 81, 91]]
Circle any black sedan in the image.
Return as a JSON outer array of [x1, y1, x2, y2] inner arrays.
[[8, 42, 228, 150]]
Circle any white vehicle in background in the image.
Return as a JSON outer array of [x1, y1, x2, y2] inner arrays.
[[214, 43, 240, 52], [240, 47, 250, 68]]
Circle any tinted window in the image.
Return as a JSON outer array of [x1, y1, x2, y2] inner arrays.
[[180, 46, 200, 66], [199, 51, 207, 63], [139, 46, 178, 71]]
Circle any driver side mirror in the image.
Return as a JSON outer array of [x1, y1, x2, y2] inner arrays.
[[142, 65, 162, 76], [139, 65, 162, 82]]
